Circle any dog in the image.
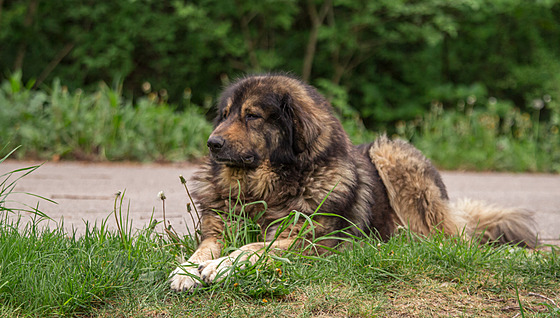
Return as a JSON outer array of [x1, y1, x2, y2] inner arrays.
[[169, 74, 536, 291]]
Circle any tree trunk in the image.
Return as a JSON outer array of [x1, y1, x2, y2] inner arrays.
[[35, 43, 75, 88], [13, 0, 39, 72], [302, 0, 331, 82], [0, 0, 5, 25]]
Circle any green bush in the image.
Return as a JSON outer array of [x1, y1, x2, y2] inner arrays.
[[2, 0, 560, 128]]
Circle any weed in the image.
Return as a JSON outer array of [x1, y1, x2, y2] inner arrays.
[[0, 146, 54, 221]]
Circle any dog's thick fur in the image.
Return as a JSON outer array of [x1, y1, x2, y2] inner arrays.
[[169, 74, 536, 291]]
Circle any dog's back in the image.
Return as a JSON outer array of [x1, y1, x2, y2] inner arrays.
[[363, 135, 537, 247]]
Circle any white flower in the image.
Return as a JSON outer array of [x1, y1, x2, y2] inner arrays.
[[158, 191, 166, 200], [532, 99, 544, 110], [142, 82, 151, 93]]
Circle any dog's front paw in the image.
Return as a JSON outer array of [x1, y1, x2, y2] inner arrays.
[[169, 262, 202, 292], [198, 256, 235, 284]]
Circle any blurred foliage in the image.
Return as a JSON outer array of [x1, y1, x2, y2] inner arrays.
[[0, 73, 212, 162], [399, 97, 560, 172], [1, 0, 560, 169], [1, 0, 560, 129]]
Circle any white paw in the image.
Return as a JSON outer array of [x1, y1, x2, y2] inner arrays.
[[169, 262, 203, 292], [199, 256, 235, 284]]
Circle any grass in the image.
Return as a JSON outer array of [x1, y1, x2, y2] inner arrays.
[[3, 213, 558, 317], [1, 157, 559, 317]]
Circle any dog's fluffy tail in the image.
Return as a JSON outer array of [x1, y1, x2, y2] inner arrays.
[[450, 198, 536, 247], [369, 135, 537, 247]]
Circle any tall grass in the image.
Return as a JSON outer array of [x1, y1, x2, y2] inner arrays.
[[0, 196, 175, 316], [0, 73, 212, 162], [401, 98, 560, 172]]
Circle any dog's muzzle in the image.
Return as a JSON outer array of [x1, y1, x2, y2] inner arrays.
[[207, 135, 257, 167]]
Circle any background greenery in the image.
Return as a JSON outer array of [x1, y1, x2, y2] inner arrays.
[[1, 0, 559, 171]]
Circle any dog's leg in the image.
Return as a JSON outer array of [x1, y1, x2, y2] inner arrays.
[[169, 236, 222, 292], [198, 238, 294, 285]]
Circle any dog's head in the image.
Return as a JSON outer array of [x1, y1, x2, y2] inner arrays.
[[207, 74, 347, 169]]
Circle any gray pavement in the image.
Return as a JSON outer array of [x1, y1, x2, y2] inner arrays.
[[1, 160, 559, 244], [1, 160, 199, 236]]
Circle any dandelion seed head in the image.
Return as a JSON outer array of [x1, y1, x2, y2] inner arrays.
[[142, 82, 151, 93], [532, 99, 544, 110]]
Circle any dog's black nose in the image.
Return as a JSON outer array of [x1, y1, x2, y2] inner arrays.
[[207, 136, 225, 151]]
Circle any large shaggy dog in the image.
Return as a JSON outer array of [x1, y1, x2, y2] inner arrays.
[[169, 74, 536, 291]]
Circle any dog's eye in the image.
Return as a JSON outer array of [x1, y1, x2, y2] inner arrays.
[[220, 111, 228, 121], [245, 113, 261, 121]]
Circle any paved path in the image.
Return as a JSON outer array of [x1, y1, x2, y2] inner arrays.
[[1, 160, 559, 244]]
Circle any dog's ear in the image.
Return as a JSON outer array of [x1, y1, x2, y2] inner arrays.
[[267, 94, 297, 165], [282, 93, 321, 155]]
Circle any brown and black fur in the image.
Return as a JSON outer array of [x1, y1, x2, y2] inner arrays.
[[169, 74, 536, 291]]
